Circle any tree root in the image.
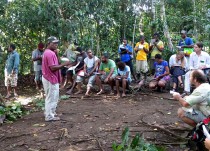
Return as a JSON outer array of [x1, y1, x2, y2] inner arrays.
[[90, 134, 105, 151], [153, 141, 188, 145], [138, 116, 188, 141]]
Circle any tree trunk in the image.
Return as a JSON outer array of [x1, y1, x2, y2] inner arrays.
[[151, 0, 156, 21], [139, 11, 143, 35], [160, 0, 174, 52], [132, 15, 137, 58], [193, 0, 198, 41]]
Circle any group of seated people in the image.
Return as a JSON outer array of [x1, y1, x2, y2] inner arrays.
[[135, 42, 210, 94], [61, 47, 132, 97], [60, 41, 210, 97]]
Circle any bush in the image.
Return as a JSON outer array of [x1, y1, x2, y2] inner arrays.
[[0, 102, 28, 121], [112, 127, 165, 151]]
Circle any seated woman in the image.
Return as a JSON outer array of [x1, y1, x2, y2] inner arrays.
[[169, 51, 187, 92], [149, 54, 170, 91], [115, 61, 132, 97]]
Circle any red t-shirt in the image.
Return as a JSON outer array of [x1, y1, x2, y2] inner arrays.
[[42, 49, 61, 84]]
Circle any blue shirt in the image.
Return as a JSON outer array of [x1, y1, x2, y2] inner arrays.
[[154, 60, 168, 78], [118, 44, 132, 62], [5, 50, 20, 74], [178, 37, 193, 46], [117, 65, 131, 82]]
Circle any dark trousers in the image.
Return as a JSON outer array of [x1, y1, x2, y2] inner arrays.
[[170, 67, 185, 89], [125, 59, 136, 80]]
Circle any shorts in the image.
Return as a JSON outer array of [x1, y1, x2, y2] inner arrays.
[[5, 73, 18, 87], [136, 60, 148, 73], [184, 109, 206, 123], [34, 70, 42, 82], [161, 75, 170, 82], [100, 74, 117, 82], [76, 75, 96, 87], [115, 78, 131, 89]]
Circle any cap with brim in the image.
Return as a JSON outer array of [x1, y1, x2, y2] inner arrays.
[[180, 30, 187, 34], [47, 36, 59, 43]]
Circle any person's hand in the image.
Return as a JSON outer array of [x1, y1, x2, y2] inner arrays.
[[101, 71, 106, 75], [85, 73, 90, 77], [104, 78, 109, 83], [11, 70, 16, 75], [115, 76, 121, 79], [204, 138, 210, 150], [173, 92, 181, 100], [62, 61, 70, 66], [154, 42, 157, 46], [199, 65, 207, 70]]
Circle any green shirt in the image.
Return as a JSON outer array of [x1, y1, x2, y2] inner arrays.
[[99, 59, 117, 75], [184, 83, 210, 116]]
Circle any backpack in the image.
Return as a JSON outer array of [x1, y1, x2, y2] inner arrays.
[[187, 117, 210, 151]]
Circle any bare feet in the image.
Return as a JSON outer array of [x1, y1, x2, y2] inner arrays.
[[97, 90, 104, 95], [122, 93, 126, 97], [5, 94, 11, 99], [110, 90, 115, 95], [116, 93, 120, 98], [14, 93, 18, 97], [85, 92, 90, 97]]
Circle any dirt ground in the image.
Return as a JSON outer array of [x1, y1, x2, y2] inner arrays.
[[0, 84, 192, 151]]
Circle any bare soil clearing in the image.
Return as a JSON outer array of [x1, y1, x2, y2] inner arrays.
[[0, 85, 190, 151]]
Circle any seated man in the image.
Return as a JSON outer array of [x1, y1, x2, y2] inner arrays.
[[169, 50, 187, 92], [115, 61, 132, 97], [173, 70, 210, 127], [149, 54, 170, 91], [75, 49, 100, 96], [60, 41, 77, 89], [184, 42, 210, 94], [95, 53, 118, 95], [66, 47, 87, 94]]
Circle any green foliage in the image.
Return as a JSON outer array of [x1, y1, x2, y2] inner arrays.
[[112, 127, 165, 151], [0, 0, 209, 78], [60, 95, 70, 100], [0, 102, 28, 121], [33, 98, 45, 111]]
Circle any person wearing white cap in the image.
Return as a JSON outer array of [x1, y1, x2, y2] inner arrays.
[[42, 36, 70, 121]]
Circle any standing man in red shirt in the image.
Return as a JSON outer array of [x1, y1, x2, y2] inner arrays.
[[42, 36, 70, 121]]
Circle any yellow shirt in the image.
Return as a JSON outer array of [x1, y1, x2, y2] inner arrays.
[[151, 40, 164, 59], [135, 42, 149, 61]]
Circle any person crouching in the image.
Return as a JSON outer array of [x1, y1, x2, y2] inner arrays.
[[149, 54, 170, 91]]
